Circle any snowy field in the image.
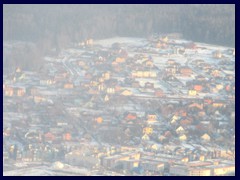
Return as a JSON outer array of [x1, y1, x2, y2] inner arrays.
[[94, 37, 148, 48]]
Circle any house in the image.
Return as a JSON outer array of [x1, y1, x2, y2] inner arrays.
[[154, 41, 162, 49], [85, 38, 93, 46], [102, 72, 111, 80], [198, 111, 206, 117], [173, 47, 184, 55], [194, 59, 205, 65], [4, 86, 14, 97], [212, 102, 225, 108], [16, 87, 26, 96], [204, 97, 213, 105], [164, 132, 171, 139], [177, 109, 187, 117], [125, 113, 137, 121], [165, 66, 177, 75], [115, 85, 122, 92], [132, 70, 157, 78], [167, 59, 176, 65], [194, 85, 203, 92], [225, 75, 234, 81], [158, 135, 166, 142], [95, 117, 103, 124], [4, 86, 26, 97], [84, 73, 93, 80], [54, 72, 68, 82], [112, 61, 118, 67], [147, 114, 157, 121], [161, 36, 168, 43], [188, 90, 197, 96], [179, 66, 192, 76], [63, 133, 72, 141], [225, 84, 231, 91], [181, 157, 189, 163], [201, 133, 211, 141], [121, 89, 133, 96], [40, 79, 54, 86], [180, 119, 192, 127], [16, 67, 21, 73], [106, 87, 115, 94], [101, 152, 141, 170], [200, 63, 212, 71], [154, 88, 165, 97], [179, 134, 187, 141], [119, 159, 140, 171], [30, 87, 40, 96], [98, 83, 105, 91], [101, 156, 122, 169], [212, 164, 235, 176], [143, 127, 153, 135], [141, 160, 165, 173], [189, 102, 203, 110], [213, 50, 222, 59], [78, 60, 86, 67], [44, 132, 55, 142], [142, 134, 150, 141], [163, 75, 178, 82], [170, 164, 212, 176], [216, 84, 224, 90], [104, 94, 109, 102], [211, 87, 219, 93], [170, 160, 235, 176], [132, 81, 140, 88], [34, 96, 47, 103], [144, 82, 154, 89], [115, 57, 125, 63], [90, 80, 99, 87], [64, 83, 74, 89], [176, 126, 185, 135], [170, 115, 180, 124], [98, 77, 105, 83], [119, 49, 128, 58], [195, 75, 206, 81], [211, 69, 221, 77], [143, 60, 154, 68]]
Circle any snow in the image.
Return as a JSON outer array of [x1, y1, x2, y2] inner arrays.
[[4, 162, 93, 176], [3, 166, 55, 176], [94, 37, 147, 48]]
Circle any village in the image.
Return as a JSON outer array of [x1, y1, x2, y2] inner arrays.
[[3, 35, 235, 176]]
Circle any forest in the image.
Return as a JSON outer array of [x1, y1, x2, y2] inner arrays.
[[3, 4, 235, 72]]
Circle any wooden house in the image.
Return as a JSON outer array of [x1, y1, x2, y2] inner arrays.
[[176, 126, 185, 135], [201, 133, 211, 141], [167, 59, 176, 65], [4, 86, 14, 97], [213, 50, 222, 59], [143, 60, 154, 68], [64, 83, 74, 89], [16, 87, 25, 96]]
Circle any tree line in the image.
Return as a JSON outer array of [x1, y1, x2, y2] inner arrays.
[[3, 4, 235, 72]]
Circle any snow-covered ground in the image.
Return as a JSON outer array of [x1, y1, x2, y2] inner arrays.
[[94, 37, 148, 48], [4, 162, 92, 176]]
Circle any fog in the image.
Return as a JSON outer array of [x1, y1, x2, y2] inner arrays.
[[3, 4, 235, 176]]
